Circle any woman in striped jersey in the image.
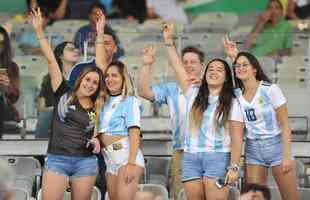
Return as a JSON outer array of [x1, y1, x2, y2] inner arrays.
[[163, 24, 244, 200], [224, 37, 299, 200]]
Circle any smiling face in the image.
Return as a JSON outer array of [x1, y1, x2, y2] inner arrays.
[[77, 71, 100, 97], [105, 65, 123, 95], [205, 60, 226, 87], [234, 55, 257, 81], [268, 0, 283, 23], [182, 52, 203, 78]]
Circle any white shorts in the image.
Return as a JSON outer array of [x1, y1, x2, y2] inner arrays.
[[102, 137, 145, 175]]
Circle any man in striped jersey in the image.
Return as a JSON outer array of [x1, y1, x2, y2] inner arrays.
[[138, 44, 204, 199]]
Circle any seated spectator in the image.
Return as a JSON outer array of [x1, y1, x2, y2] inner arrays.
[[241, 184, 271, 200], [35, 42, 79, 138], [146, 0, 188, 24], [0, 26, 20, 139], [280, 0, 310, 19], [109, 0, 147, 23], [244, 0, 293, 57], [73, 1, 124, 60], [17, 7, 64, 55], [27, 0, 68, 20]]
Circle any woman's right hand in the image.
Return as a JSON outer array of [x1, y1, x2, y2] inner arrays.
[[96, 10, 106, 36], [163, 23, 174, 44], [223, 35, 238, 60], [143, 45, 156, 66], [29, 7, 43, 31]]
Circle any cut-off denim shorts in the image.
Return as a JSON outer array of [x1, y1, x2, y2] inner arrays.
[[44, 154, 99, 178], [245, 134, 288, 167], [182, 151, 230, 182]]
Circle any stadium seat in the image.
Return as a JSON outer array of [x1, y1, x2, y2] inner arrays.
[[256, 56, 277, 83], [0, 156, 41, 198], [144, 157, 170, 187], [11, 186, 31, 200], [37, 186, 101, 200], [177, 186, 240, 200], [138, 184, 169, 200]]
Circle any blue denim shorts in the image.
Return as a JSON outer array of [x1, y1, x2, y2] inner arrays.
[[182, 152, 230, 182], [245, 135, 284, 167], [44, 154, 99, 178]]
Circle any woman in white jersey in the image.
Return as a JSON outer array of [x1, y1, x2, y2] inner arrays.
[[223, 37, 299, 200], [162, 24, 244, 200], [94, 12, 144, 200]]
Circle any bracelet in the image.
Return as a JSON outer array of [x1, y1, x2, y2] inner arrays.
[[227, 164, 240, 172], [38, 37, 47, 40], [165, 43, 174, 47]]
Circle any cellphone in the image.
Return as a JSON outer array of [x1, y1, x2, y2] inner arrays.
[[215, 179, 227, 189], [0, 68, 7, 75]]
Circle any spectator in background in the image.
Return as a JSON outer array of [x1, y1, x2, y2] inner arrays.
[[35, 42, 79, 138], [146, 0, 188, 24], [111, 0, 147, 23], [27, 0, 68, 20], [18, 6, 64, 55], [241, 184, 271, 200], [244, 0, 293, 57], [0, 26, 20, 139], [73, 1, 124, 60]]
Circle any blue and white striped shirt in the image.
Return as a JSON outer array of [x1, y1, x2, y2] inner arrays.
[[98, 95, 142, 136]]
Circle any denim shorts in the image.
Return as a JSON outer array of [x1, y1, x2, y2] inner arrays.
[[182, 151, 230, 182], [44, 154, 99, 178], [245, 134, 285, 167]]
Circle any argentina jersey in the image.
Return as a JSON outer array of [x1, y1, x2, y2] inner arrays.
[[152, 82, 186, 150], [234, 81, 286, 139], [184, 86, 232, 153], [98, 95, 142, 136]]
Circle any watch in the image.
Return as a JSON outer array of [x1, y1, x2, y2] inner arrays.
[[227, 164, 240, 172]]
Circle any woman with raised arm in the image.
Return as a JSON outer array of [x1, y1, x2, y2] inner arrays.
[[223, 37, 300, 200], [162, 24, 244, 200], [95, 12, 145, 200], [30, 8, 105, 200]]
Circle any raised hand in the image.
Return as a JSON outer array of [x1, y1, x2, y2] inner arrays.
[[29, 7, 43, 31], [163, 23, 174, 43], [143, 45, 156, 66], [96, 10, 106, 36], [222, 35, 239, 60]]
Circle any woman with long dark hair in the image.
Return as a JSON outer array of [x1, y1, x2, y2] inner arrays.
[[0, 26, 20, 138], [223, 37, 299, 200], [161, 24, 244, 200], [31, 8, 105, 199]]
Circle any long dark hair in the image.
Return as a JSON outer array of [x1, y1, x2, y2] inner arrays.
[[53, 41, 73, 72], [190, 58, 234, 131], [0, 26, 13, 68], [233, 52, 270, 90]]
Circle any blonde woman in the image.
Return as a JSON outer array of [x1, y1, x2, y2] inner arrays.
[[30, 8, 105, 200]]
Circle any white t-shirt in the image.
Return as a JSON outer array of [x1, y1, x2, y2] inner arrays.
[[234, 81, 286, 139]]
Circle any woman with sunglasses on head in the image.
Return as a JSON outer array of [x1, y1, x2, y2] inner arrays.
[[30, 8, 105, 200], [161, 24, 244, 200], [35, 41, 79, 138], [95, 13, 144, 200], [223, 37, 299, 200]]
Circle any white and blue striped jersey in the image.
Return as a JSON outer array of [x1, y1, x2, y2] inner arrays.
[[184, 86, 243, 153], [234, 81, 286, 139], [98, 95, 142, 136], [152, 82, 186, 150]]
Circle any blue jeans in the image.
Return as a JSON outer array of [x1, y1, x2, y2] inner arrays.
[[182, 152, 230, 182], [44, 154, 98, 178], [245, 135, 285, 167]]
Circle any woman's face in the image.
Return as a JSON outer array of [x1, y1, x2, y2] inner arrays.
[[235, 56, 257, 81], [205, 60, 226, 87], [105, 65, 123, 95], [268, 0, 283, 22], [61, 43, 79, 63], [78, 71, 100, 97]]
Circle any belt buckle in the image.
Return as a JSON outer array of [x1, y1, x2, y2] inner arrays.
[[112, 143, 122, 151]]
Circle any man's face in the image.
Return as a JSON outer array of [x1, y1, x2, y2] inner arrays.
[[182, 52, 203, 78]]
